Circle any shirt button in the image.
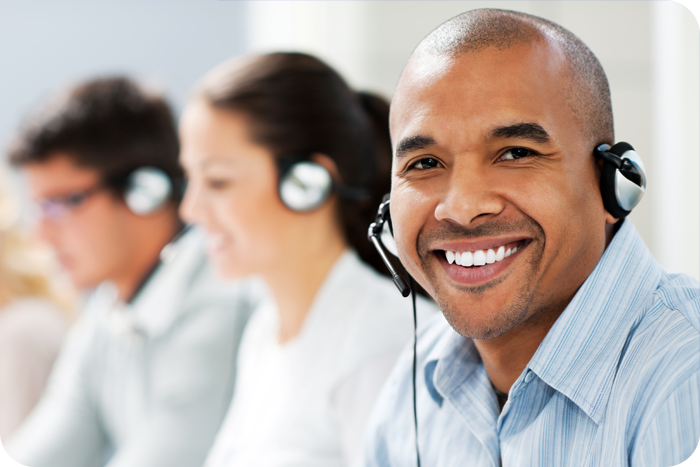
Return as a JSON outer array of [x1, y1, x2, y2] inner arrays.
[[524, 370, 534, 383]]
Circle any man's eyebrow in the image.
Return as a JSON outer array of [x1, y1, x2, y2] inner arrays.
[[395, 135, 437, 159], [490, 123, 551, 143]]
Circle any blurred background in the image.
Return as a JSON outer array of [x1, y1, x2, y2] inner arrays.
[[0, 0, 697, 279]]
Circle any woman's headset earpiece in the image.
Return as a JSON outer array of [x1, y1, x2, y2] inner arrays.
[[123, 167, 174, 216], [594, 142, 646, 219], [277, 154, 371, 212]]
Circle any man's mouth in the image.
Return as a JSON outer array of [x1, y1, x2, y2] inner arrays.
[[441, 239, 529, 268], [432, 238, 531, 286]]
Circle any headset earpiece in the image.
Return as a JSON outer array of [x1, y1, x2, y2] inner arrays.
[[124, 167, 173, 216], [277, 156, 334, 212], [594, 142, 646, 219], [277, 154, 371, 212]]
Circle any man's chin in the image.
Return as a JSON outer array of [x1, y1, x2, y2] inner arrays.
[[434, 284, 537, 340]]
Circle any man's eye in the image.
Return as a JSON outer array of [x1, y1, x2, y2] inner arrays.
[[63, 193, 89, 208], [409, 157, 442, 170], [498, 148, 536, 161]]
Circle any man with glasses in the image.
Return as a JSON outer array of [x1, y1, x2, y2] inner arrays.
[[5, 77, 260, 467]]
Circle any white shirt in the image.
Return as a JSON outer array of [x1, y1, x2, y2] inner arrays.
[[205, 250, 437, 467], [0, 298, 68, 439], [7, 231, 264, 467]]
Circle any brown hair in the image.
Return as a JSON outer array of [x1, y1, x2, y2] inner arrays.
[[8, 76, 183, 201], [196, 52, 394, 277]]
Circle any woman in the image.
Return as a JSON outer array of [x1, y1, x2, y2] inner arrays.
[[179, 52, 435, 467], [0, 176, 71, 439]]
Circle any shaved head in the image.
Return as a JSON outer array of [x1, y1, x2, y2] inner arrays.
[[406, 8, 613, 145]]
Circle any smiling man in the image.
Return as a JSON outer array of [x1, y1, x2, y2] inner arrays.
[[359, 9, 699, 467]]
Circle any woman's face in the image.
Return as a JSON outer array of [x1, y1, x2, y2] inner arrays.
[[179, 100, 306, 278]]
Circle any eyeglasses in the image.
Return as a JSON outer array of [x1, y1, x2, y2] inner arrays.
[[33, 184, 106, 222]]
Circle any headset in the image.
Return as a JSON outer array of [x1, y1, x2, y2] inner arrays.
[[116, 166, 181, 216], [367, 142, 646, 467], [593, 142, 646, 219], [276, 154, 371, 212]]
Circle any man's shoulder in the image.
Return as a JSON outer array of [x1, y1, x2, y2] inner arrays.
[[654, 272, 700, 331], [615, 272, 700, 411], [387, 312, 455, 381]]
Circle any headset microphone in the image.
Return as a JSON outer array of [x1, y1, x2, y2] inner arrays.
[[367, 196, 410, 297], [367, 194, 421, 466]]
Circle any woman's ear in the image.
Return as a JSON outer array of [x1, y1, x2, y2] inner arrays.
[[311, 153, 340, 181]]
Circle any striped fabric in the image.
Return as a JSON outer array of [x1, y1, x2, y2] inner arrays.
[[358, 220, 700, 467]]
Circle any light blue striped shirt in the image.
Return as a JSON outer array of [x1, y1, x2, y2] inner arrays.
[[358, 220, 700, 467]]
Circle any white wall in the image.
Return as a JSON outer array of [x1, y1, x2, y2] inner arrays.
[[0, 1, 697, 279], [246, 0, 700, 279], [0, 1, 248, 161]]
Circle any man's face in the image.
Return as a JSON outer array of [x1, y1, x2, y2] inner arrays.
[[390, 41, 612, 340], [24, 154, 137, 290]]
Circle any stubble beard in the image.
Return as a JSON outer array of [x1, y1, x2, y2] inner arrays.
[[417, 217, 546, 340]]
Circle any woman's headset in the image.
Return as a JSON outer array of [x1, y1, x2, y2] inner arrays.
[[276, 154, 371, 212]]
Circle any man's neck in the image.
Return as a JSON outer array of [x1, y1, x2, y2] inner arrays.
[[115, 214, 183, 303], [474, 292, 574, 396]]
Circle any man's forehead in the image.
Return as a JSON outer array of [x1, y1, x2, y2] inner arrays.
[[390, 42, 570, 143]]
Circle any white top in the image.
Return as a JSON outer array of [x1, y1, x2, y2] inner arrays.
[[0, 298, 68, 440], [7, 231, 264, 467], [205, 250, 437, 467]]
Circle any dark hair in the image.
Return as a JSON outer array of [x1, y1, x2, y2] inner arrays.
[[414, 8, 613, 145], [197, 52, 394, 277], [8, 76, 183, 200]]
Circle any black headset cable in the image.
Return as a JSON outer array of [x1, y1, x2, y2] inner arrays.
[[410, 277, 421, 467]]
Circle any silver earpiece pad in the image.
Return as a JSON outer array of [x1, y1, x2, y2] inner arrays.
[[615, 150, 646, 212], [125, 167, 172, 215], [279, 162, 333, 212]]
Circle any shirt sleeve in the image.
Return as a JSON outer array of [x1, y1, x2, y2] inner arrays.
[[630, 369, 700, 467], [6, 317, 107, 467], [333, 350, 402, 467], [0, 302, 67, 440], [104, 295, 253, 467]]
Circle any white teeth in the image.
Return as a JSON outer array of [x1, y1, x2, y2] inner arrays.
[[446, 243, 521, 268], [495, 246, 505, 261], [485, 249, 496, 264], [462, 251, 474, 267]]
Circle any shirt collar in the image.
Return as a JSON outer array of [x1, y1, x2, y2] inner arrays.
[[116, 229, 206, 338], [526, 220, 663, 424]]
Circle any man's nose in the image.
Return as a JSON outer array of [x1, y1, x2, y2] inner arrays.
[[35, 217, 57, 245], [434, 165, 505, 227]]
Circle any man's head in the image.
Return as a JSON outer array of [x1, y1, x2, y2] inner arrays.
[[8, 77, 182, 291], [389, 9, 619, 339]]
